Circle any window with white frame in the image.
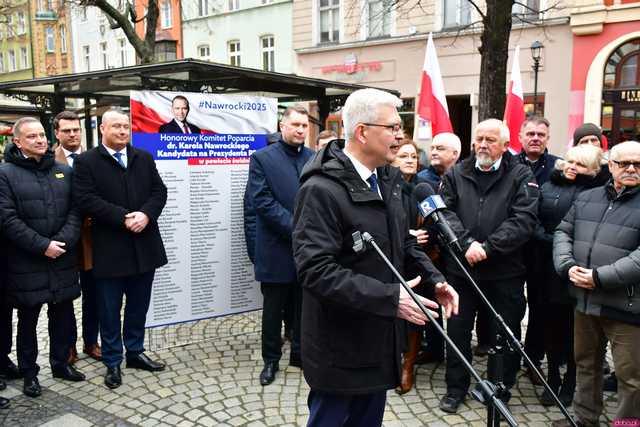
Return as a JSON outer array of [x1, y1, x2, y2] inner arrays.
[[443, 0, 471, 29], [45, 27, 55, 52], [100, 42, 108, 69], [161, 1, 172, 28], [228, 40, 241, 66], [60, 25, 67, 53], [368, 0, 391, 38], [6, 14, 13, 36], [83, 45, 90, 71], [8, 50, 16, 72], [20, 47, 28, 69], [198, 44, 210, 59], [0, 53, 4, 73], [47, 0, 53, 10], [319, 0, 339, 43], [198, 0, 208, 16], [228, 0, 239, 11], [512, 0, 540, 18], [261, 35, 275, 71], [17, 12, 26, 35], [37, 0, 45, 11], [119, 39, 127, 66], [80, 7, 87, 21]]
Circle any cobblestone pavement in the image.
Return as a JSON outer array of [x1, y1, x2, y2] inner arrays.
[[0, 304, 620, 426]]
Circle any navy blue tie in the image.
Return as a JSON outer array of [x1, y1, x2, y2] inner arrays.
[[367, 174, 378, 194], [113, 152, 126, 169]]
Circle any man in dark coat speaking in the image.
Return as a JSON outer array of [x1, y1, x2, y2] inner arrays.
[[292, 89, 459, 427], [74, 109, 168, 390]]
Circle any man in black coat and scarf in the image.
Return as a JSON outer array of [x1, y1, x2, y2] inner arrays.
[[0, 117, 84, 398], [73, 109, 168, 390], [293, 88, 458, 427]]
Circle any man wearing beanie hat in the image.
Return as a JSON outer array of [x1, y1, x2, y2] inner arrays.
[[573, 123, 608, 151]]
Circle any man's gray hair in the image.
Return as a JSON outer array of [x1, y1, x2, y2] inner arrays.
[[342, 89, 402, 141], [610, 140, 640, 160], [432, 132, 461, 153], [102, 108, 129, 124], [476, 118, 510, 143], [12, 117, 41, 138]]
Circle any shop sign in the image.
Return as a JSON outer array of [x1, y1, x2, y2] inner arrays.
[[604, 89, 640, 103], [621, 89, 640, 103], [321, 54, 383, 75]]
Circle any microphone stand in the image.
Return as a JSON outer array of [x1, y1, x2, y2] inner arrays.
[[441, 240, 578, 427], [353, 231, 518, 427]]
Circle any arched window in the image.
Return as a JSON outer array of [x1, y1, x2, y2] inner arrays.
[[603, 39, 640, 89]]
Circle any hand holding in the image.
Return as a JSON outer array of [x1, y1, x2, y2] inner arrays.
[[44, 240, 66, 259], [410, 229, 429, 246], [434, 282, 459, 318], [465, 241, 487, 266], [125, 211, 150, 233]]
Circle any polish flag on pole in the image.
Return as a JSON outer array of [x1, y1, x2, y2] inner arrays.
[[503, 45, 526, 154], [417, 33, 453, 137]]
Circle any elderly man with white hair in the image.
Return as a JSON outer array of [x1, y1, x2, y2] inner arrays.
[[553, 140, 640, 426], [292, 89, 459, 427], [417, 132, 461, 189], [437, 119, 539, 413]]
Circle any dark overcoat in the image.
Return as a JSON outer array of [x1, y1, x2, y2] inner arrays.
[[73, 144, 167, 279]]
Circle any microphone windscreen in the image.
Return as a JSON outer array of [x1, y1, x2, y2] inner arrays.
[[414, 182, 437, 201]]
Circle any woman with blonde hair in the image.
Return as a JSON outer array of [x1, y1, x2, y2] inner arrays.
[[535, 144, 604, 407]]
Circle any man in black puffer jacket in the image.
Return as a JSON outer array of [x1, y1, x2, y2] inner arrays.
[[0, 117, 83, 399], [438, 119, 539, 413], [553, 140, 640, 427]]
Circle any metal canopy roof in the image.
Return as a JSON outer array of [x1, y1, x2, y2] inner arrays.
[[0, 59, 398, 110]]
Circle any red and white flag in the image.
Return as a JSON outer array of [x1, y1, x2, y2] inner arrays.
[[417, 33, 453, 136], [503, 45, 526, 153]]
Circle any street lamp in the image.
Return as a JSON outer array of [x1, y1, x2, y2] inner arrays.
[[530, 40, 544, 115]]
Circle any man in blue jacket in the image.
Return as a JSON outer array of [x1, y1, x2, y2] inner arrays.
[[246, 105, 314, 386]]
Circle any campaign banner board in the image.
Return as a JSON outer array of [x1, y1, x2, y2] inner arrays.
[[130, 91, 276, 327]]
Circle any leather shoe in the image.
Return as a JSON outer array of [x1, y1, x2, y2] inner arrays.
[[439, 393, 464, 413], [68, 347, 79, 365], [23, 377, 41, 398], [52, 364, 86, 382], [0, 396, 8, 409], [0, 379, 5, 391], [259, 362, 279, 386], [526, 366, 544, 386], [473, 344, 490, 357], [0, 360, 22, 380], [83, 344, 102, 361], [104, 366, 122, 389], [415, 351, 444, 365], [126, 353, 165, 372], [289, 354, 302, 368]]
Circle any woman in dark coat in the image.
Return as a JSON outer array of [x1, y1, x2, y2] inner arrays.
[[391, 139, 443, 394], [535, 144, 606, 407]]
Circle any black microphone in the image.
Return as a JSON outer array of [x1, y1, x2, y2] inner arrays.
[[414, 182, 463, 254]]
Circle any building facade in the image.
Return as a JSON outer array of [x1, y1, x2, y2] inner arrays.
[[182, 0, 294, 74], [69, 4, 137, 73], [29, 0, 73, 77], [135, 0, 184, 61], [569, 0, 640, 145], [294, 0, 576, 155], [0, 0, 33, 82]]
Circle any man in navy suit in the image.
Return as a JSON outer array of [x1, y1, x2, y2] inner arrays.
[[246, 105, 313, 386], [158, 96, 201, 134]]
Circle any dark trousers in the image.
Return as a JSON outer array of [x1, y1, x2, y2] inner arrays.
[[306, 389, 386, 427], [0, 298, 12, 367], [69, 270, 100, 348], [524, 259, 545, 365], [544, 303, 575, 388], [475, 305, 490, 347], [260, 282, 301, 364], [444, 276, 526, 396], [422, 305, 444, 358], [17, 301, 73, 379], [95, 271, 154, 368]]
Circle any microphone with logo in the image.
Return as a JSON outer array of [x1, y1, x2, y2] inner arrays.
[[414, 183, 462, 254]]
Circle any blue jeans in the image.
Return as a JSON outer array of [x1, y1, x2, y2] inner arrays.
[[95, 271, 154, 368]]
